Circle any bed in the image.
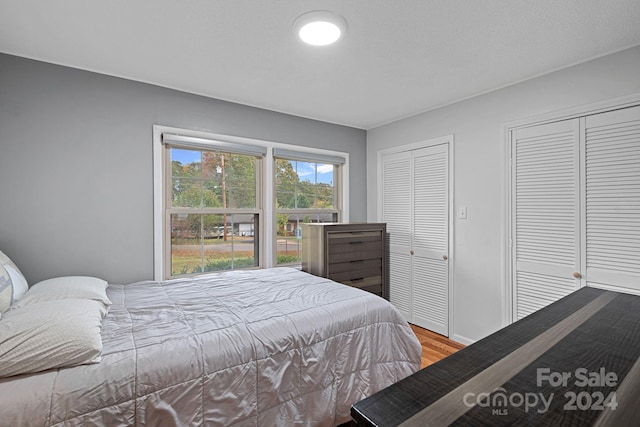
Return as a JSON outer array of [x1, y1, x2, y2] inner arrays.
[[351, 287, 640, 426], [0, 266, 421, 426]]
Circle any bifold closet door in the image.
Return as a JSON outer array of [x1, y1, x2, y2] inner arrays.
[[382, 144, 450, 335], [583, 105, 640, 294], [512, 119, 581, 320]]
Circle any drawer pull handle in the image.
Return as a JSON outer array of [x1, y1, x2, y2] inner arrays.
[[349, 241, 364, 245], [351, 278, 364, 282]]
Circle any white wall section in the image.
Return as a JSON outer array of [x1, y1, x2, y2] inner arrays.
[[366, 45, 640, 343]]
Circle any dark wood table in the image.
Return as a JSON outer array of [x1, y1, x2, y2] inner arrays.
[[351, 287, 640, 426]]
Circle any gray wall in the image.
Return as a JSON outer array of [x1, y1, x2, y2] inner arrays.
[[367, 45, 640, 343], [0, 53, 367, 285]]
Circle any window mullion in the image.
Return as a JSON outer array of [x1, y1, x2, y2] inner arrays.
[[263, 149, 274, 268]]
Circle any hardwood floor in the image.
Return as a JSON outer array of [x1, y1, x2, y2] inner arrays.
[[409, 323, 465, 369]]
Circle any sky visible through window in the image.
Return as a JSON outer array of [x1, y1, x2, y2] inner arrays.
[[171, 149, 334, 184]]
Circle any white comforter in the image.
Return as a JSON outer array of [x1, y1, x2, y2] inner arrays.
[[0, 268, 421, 426]]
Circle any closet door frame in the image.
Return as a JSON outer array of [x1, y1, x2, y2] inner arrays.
[[376, 134, 455, 335], [504, 92, 640, 326]]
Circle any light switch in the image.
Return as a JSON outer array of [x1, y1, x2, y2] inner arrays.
[[458, 207, 467, 219]]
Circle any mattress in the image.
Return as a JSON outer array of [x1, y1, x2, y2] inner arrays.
[[0, 267, 421, 426]]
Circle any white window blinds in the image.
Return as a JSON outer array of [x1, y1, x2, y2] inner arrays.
[[273, 148, 345, 165], [162, 133, 267, 157]]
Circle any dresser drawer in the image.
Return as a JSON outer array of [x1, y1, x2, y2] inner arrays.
[[327, 259, 382, 282], [327, 231, 382, 243], [327, 237, 383, 263]]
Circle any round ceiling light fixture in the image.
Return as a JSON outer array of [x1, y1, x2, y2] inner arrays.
[[293, 10, 347, 46]]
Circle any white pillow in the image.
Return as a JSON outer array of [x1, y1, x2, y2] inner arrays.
[[0, 250, 29, 313], [0, 299, 107, 377], [13, 276, 111, 308]]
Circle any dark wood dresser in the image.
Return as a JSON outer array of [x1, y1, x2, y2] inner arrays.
[[301, 223, 387, 299]]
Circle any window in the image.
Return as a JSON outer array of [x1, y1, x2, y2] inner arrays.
[[160, 133, 265, 278], [153, 126, 348, 280], [274, 150, 344, 266]]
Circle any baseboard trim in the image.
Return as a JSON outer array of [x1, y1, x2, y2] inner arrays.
[[451, 334, 475, 346]]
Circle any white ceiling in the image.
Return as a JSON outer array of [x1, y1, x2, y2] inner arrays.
[[1, 0, 640, 130]]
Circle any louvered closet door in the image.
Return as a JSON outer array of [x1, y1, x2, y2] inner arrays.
[[512, 119, 581, 320], [584, 105, 640, 294], [382, 150, 413, 320], [411, 144, 449, 335]]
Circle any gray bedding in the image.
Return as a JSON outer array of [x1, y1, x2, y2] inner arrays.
[[0, 267, 421, 426]]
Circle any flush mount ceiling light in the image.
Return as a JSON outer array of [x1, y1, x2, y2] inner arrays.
[[293, 10, 347, 46]]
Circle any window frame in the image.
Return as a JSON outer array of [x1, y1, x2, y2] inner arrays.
[[153, 125, 349, 280], [165, 146, 264, 278]]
